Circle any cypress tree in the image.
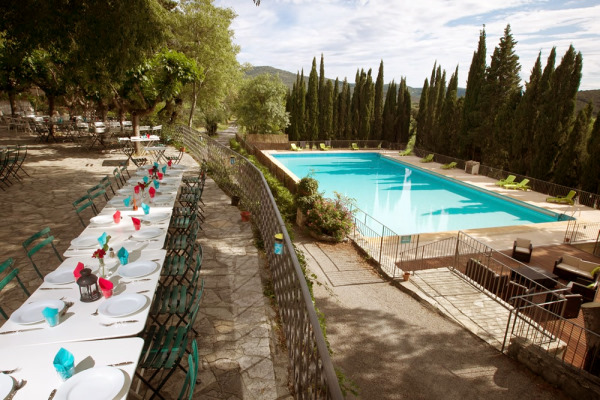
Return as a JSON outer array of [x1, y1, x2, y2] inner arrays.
[[480, 24, 521, 168], [321, 80, 334, 140], [332, 78, 339, 139], [287, 83, 297, 140], [459, 27, 486, 160], [397, 77, 411, 144], [510, 53, 542, 175], [306, 58, 319, 141], [372, 60, 384, 141], [342, 78, 352, 139], [297, 69, 306, 140], [382, 80, 397, 143], [318, 54, 327, 138], [416, 78, 429, 148], [583, 115, 600, 194], [438, 66, 460, 155], [350, 69, 362, 139], [553, 103, 593, 186], [358, 69, 374, 140]]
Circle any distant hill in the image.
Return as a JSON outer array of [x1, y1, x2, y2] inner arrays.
[[576, 90, 600, 116], [246, 66, 593, 110]]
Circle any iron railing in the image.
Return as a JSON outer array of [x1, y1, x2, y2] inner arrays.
[[396, 230, 600, 376], [410, 148, 600, 209], [179, 126, 343, 399]]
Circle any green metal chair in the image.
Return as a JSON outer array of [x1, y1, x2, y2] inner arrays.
[[151, 269, 204, 331], [22, 227, 63, 279], [161, 243, 199, 287], [72, 194, 97, 227], [136, 283, 204, 399], [87, 183, 108, 211], [113, 168, 125, 188], [177, 341, 199, 400], [0, 258, 31, 319], [100, 175, 115, 196]]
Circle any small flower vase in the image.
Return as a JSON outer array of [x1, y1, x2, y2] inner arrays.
[[99, 258, 105, 278]]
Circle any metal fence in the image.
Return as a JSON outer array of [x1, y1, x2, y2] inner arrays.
[[179, 126, 343, 399], [396, 230, 600, 376], [410, 147, 600, 209]]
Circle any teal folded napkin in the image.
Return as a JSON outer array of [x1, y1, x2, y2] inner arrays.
[[98, 232, 108, 247], [153, 179, 160, 189], [143, 176, 149, 184], [123, 196, 132, 207], [117, 247, 129, 265], [161, 165, 167, 174], [142, 202, 150, 215], [42, 307, 59, 327], [53, 347, 75, 381], [153, 162, 159, 168]]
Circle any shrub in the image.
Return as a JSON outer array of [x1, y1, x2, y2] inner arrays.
[[305, 193, 355, 241], [296, 176, 320, 213]]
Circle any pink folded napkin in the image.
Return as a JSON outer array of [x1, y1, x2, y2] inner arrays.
[[132, 217, 141, 230], [98, 278, 113, 291], [113, 210, 121, 224], [73, 262, 85, 278]]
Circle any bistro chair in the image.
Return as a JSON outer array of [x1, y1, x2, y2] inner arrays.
[[150, 269, 204, 331], [169, 208, 200, 236], [72, 194, 98, 227], [166, 220, 199, 258], [136, 288, 203, 399], [165, 148, 184, 165], [87, 183, 109, 211], [22, 227, 63, 280], [113, 168, 126, 188], [0, 258, 31, 319], [161, 240, 200, 287], [176, 343, 199, 400], [119, 162, 131, 179], [100, 175, 116, 197]]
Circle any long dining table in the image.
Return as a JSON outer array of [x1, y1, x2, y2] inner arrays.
[[0, 163, 189, 398]]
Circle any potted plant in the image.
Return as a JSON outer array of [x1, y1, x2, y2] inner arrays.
[[403, 271, 411, 281]]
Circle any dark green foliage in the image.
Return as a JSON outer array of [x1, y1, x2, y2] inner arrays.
[[397, 78, 412, 144], [583, 116, 600, 194], [306, 58, 319, 140], [459, 28, 487, 160], [382, 81, 397, 142], [372, 60, 384, 141], [437, 67, 461, 155]]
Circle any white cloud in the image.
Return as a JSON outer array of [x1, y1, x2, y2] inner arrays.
[[215, 0, 600, 89]]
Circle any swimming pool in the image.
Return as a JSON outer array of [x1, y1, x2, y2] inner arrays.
[[272, 152, 561, 235]]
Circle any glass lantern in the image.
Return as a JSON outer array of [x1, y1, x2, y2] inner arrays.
[[77, 268, 101, 302], [230, 156, 236, 165]]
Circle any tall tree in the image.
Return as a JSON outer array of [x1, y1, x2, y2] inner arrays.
[[437, 67, 460, 155], [382, 80, 397, 143], [358, 69, 374, 140], [234, 73, 290, 134], [331, 78, 339, 138], [306, 57, 319, 140], [372, 60, 384, 141], [583, 116, 600, 194], [459, 27, 487, 160], [174, 0, 241, 128], [416, 78, 429, 149], [396, 77, 411, 144]]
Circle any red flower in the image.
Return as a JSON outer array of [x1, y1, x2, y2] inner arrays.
[[93, 249, 106, 259]]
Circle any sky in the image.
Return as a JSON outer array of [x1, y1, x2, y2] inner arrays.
[[213, 0, 600, 90]]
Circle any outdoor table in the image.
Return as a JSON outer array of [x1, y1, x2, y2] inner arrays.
[[144, 146, 167, 163], [0, 248, 166, 347], [0, 337, 143, 399], [510, 265, 559, 289]]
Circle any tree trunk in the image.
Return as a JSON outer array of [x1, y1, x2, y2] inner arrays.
[[131, 113, 141, 154], [188, 80, 197, 128], [48, 95, 55, 139], [581, 302, 600, 375], [8, 91, 16, 116]]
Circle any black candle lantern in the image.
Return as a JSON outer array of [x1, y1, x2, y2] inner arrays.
[[229, 155, 236, 165], [77, 268, 101, 302]]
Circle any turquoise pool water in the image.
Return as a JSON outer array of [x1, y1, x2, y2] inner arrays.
[[272, 152, 559, 235]]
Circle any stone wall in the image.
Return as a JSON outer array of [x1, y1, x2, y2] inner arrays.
[[246, 133, 288, 144], [508, 337, 600, 399]]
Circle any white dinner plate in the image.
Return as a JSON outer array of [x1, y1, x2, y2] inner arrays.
[[117, 260, 158, 278], [70, 236, 100, 248], [108, 197, 127, 207], [152, 195, 173, 204], [89, 215, 115, 226], [141, 213, 170, 223], [0, 374, 13, 400], [55, 366, 124, 400], [99, 294, 147, 318], [131, 228, 164, 241], [9, 299, 65, 324], [44, 269, 75, 285], [116, 187, 132, 195]]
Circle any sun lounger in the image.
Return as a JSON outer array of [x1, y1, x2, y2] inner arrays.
[[495, 175, 516, 187], [351, 143, 359, 150], [319, 143, 331, 151], [441, 161, 457, 170], [290, 143, 302, 151], [547, 190, 577, 205], [420, 154, 434, 163], [504, 178, 530, 191]]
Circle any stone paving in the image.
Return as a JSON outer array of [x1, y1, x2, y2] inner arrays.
[[0, 127, 291, 399]]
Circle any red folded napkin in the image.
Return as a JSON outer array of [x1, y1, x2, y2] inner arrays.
[[134, 185, 140, 194], [148, 168, 153, 175], [149, 187, 156, 198], [98, 278, 113, 290], [113, 210, 121, 224], [167, 160, 172, 167], [73, 262, 85, 278], [157, 172, 163, 181], [132, 217, 141, 230]]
